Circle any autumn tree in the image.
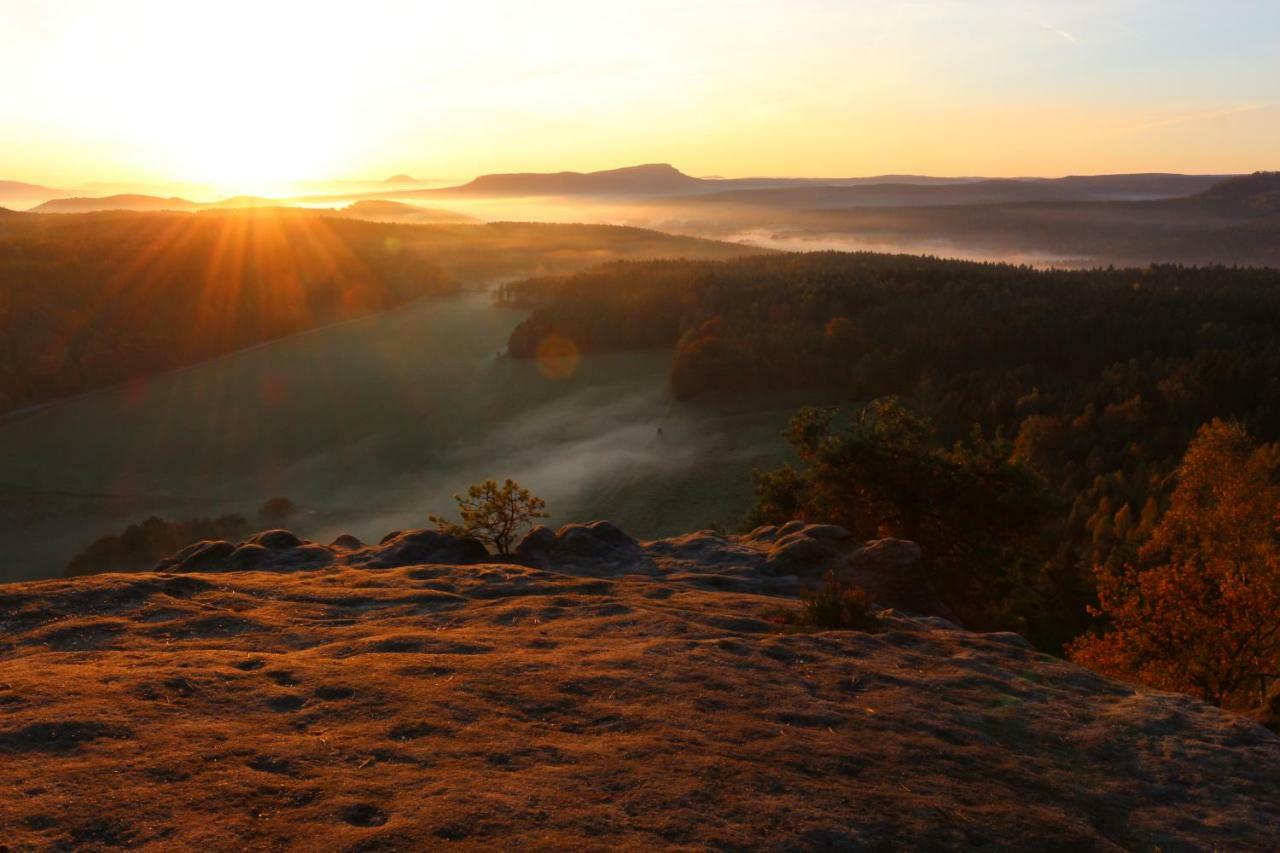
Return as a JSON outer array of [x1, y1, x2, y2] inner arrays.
[[430, 479, 549, 556], [1069, 420, 1280, 708]]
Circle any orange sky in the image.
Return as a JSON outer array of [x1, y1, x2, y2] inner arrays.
[[1, 1, 1276, 195]]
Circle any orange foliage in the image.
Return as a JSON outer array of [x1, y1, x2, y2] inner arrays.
[[1069, 420, 1280, 708]]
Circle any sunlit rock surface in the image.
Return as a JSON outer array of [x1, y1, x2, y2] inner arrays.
[[1, 523, 1276, 849]]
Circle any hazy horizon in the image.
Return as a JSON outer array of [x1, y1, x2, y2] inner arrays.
[[3, 1, 1278, 197]]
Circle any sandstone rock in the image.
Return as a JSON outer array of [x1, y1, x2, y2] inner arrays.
[[742, 524, 779, 543], [359, 529, 490, 568], [228, 543, 271, 570], [765, 534, 842, 576], [762, 523, 858, 577], [776, 520, 807, 538], [515, 521, 649, 574], [850, 537, 922, 568], [791, 523, 855, 545], [246, 529, 303, 550], [513, 524, 558, 566], [156, 540, 235, 573], [3, 533, 1277, 850]]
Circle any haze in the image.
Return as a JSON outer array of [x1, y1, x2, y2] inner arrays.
[[3, 0, 1279, 196]]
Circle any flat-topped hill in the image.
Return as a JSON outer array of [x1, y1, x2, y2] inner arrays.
[[1, 522, 1276, 849]]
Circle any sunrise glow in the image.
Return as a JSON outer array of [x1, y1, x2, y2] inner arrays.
[[1, 0, 1277, 194]]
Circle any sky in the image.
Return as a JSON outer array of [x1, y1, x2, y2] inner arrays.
[[0, 0, 1277, 194]]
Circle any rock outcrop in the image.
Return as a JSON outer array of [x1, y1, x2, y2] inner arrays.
[[1, 521, 1276, 849]]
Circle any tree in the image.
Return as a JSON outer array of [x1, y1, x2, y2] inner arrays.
[[257, 496, 299, 527], [1069, 420, 1280, 709], [749, 399, 1051, 633], [430, 479, 549, 556]]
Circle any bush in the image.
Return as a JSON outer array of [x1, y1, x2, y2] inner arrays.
[[777, 571, 881, 632]]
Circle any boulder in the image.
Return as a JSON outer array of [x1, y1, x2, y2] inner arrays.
[[246, 529, 303, 550], [849, 538, 923, 575], [742, 525, 779, 543], [228, 543, 271, 570], [514, 521, 650, 575], [156, 540, 235, 573], [765, 535, 842, 576], [846, 538, 951, 619], [763, 524, 856, 577], [359, 529, 490, 569]]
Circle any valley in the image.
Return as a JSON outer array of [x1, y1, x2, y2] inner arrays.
[[0, 291, 826, 582]]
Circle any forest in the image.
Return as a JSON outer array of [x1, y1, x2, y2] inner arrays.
[[504, 252, 1280, 708], [0, 209, 753, 415]]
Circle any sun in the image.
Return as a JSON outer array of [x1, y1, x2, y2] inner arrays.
[[166, 120, 341, 198]]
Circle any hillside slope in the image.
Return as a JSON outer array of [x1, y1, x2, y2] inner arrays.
[[1, 522, 1275, 849], [0, 211, 759, 415]]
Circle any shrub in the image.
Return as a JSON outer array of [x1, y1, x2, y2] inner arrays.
[[778, 571, 881, 632], [430, 479, 549, 556]]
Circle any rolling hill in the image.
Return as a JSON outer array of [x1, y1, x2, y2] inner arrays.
[[659, 173, 1230, 209], [0, 179, 69, 203], [337, 200, 477, 224], [33, 194, 200, 213]]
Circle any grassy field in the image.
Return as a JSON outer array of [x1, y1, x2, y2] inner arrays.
[[0, 291, 832, 582]]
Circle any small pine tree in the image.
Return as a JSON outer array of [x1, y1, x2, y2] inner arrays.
[[430, 479, 549, 556]]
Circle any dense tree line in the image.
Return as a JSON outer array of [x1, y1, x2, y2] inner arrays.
[[506, 253, 1280, 658], [63, 496, 301, 577], [64, 514, 252, 577]]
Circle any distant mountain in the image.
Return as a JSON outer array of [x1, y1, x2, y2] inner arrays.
[[384, 174, 418, 183], [1189, 171, 1280, 215], [286, 167, 983, 206], [34, 194, 198, 213], [337, 199, 477, 224], [399, 164, 991, 201], [0, 180, 69, 204], [431, 163, 706, 197], [400, 164, 1235, 204], [661, 173, 1230, 210]]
